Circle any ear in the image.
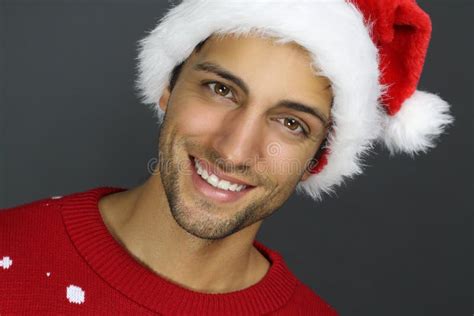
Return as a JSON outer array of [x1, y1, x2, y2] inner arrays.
[[300, 170, 312, 182], [158, 85, 171, 112], [300, 155, 319, 182]]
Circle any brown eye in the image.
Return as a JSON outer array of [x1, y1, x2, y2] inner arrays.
[[276, 117, 308, 137], [283, 118, 300, 131], [214, 83, 229, 96], [207, 82, 234, 100]]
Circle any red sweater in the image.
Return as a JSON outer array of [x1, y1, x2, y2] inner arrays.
[[0, 187, 338, 315]]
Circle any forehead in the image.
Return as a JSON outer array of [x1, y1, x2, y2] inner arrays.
[[196, 33, 315, 72], [205, 33, 310, 54], [187, 33, 332, 101]]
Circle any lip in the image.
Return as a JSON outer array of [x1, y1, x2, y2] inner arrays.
[[189, 155, 256, 203]]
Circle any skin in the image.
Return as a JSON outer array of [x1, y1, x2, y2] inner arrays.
[[99, 34, 333, 294]]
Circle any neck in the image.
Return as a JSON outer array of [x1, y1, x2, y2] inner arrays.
[[98, 172, 270, 293]]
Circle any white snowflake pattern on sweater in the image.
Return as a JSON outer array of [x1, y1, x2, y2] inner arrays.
[[1, 256, 13, 269], [66, 284, 85, 304]]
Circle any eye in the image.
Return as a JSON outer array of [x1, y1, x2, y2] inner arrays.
[[206, 81, 235, 100], [276, 117, 309, 137]]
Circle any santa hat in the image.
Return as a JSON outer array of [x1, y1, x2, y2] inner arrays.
[[136, 0, 454, 201]]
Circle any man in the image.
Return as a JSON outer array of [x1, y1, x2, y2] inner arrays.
[[0, 0, 453, 315]]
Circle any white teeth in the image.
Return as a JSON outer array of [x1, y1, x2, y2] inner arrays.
[[194, 158, 247, 192], [217, 180, 231, 190], [208, 174, 219, 187]]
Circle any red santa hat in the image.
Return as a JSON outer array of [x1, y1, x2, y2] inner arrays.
[[136, 0, 454, 201]]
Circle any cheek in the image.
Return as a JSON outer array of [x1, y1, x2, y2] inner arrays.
[[171, 96, 226, 136], [262, 143, 311, 182]]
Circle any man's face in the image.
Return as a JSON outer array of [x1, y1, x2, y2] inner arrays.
[[157, 34, 332, 240]]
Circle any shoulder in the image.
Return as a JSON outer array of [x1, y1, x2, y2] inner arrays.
[[290, 281, 339, 316], [0, 187, 123, 242], [254, 241, 339, 315], [0, 187, 107, 224], [0, 194, 64, 227], [273, 279, 339, 316], [0, 187, 104, 247], [0, 194, 67, 246]]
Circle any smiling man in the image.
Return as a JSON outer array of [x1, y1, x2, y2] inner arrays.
[[99, 33, 333, 298], [0, 0, 453, 315]]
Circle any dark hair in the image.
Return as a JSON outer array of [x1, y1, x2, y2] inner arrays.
[[168, 36, 210, 92]]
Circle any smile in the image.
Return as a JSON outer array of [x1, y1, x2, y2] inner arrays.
[[189, 155, 256, 203], [195, 158, 247, 191]]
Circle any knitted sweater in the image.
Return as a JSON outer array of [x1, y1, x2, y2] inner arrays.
[[0, 187, 338, 315]]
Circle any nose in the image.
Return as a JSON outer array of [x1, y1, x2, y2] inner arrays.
[[210, 107, 263, 170]]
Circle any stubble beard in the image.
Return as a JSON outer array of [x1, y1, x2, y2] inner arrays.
[[156, 119, 276, 241]]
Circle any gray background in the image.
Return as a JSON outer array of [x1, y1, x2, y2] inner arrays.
[[0, 1, 472, 315]]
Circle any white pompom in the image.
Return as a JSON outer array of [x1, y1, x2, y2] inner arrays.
[[382, 90, 454, 156]]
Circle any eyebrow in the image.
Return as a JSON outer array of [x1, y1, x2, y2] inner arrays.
[[193, 61, 331, 127], [276, 100, 330, 127], [193, 62, 250, 95]]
